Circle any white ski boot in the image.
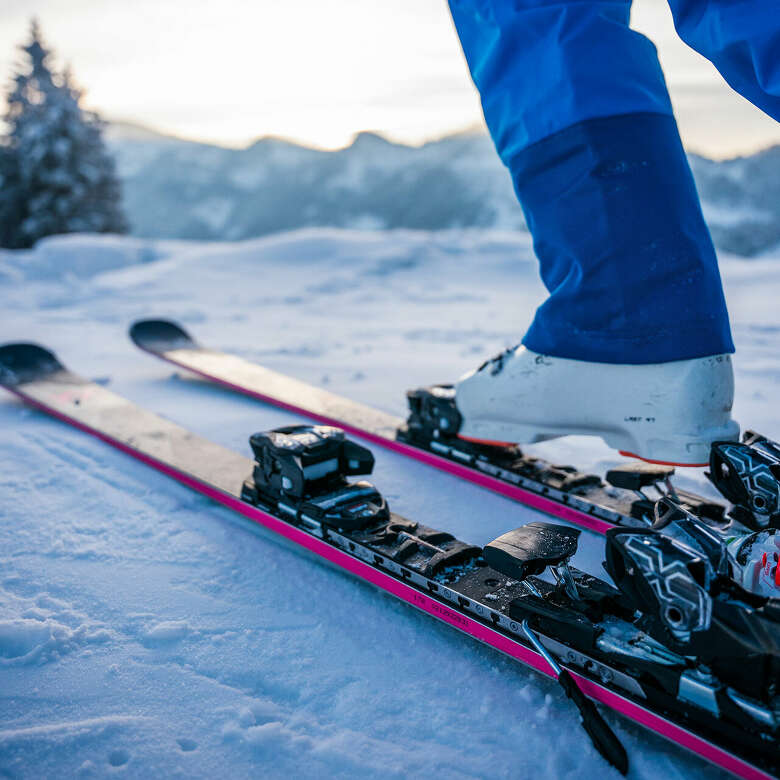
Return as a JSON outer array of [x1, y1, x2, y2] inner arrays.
[[455, 346, 739, 466]]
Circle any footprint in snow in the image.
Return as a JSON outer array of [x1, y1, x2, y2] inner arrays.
[[108, 748, 130, 767]]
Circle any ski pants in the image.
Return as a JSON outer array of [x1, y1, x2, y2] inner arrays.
[[449, 0, 780, 364]]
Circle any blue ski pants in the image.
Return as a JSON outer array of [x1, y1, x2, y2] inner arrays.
[[449, 0, 780, 363]]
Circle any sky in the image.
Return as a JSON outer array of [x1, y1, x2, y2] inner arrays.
[[1, 0, 778, 158]]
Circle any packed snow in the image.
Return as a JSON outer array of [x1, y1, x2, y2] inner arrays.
[[2, 228, 778, 779]]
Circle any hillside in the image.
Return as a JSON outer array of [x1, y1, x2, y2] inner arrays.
[[106, 124, 780, 257]]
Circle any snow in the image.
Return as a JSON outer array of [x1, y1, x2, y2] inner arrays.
[[1, 227, 775, 778], [701, 201, 774, 228], [191, 198, 235, 233]]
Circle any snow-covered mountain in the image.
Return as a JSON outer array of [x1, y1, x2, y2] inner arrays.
[[689, 147, 780, 256], [106, 122, 780, 256]]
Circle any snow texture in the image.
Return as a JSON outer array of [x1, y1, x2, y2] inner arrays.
[[2, 228, 778, 778]]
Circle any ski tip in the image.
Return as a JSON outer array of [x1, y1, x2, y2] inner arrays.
[[0, 342, 65, 387], [129, 319, 198, 354]]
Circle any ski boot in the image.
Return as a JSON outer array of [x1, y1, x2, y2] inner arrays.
[[413, 346, 739, 466]]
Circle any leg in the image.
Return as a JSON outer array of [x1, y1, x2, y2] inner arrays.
[[448, 0, 734, 363], [444, 0, 738, 462], [667, 0, 780, 121], [515, 112, 734, 363]]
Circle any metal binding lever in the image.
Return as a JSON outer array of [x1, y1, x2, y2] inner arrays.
[[483, 522, 582, 600], [521, 620, 628, 775], [605, 461, 677, 504], [606, 461, 727, 525]]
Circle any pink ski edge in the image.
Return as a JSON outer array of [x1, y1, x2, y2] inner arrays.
[[142, 348, 614, 535], [4, 385, 772, 780]]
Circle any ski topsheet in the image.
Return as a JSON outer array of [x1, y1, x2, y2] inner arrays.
[[0, 342, 774, 780], [128, 319, 726, 535]]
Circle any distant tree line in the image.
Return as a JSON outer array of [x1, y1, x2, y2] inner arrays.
[[0, 21, 126, 249]]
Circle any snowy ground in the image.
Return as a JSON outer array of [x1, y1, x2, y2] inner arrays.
[[1, 229, 779, 779]]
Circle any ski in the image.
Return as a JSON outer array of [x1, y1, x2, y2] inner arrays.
[[128, 319, 769, 538], [1, 341, 777, 780]]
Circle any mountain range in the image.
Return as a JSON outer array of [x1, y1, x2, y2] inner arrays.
[[106, 122, 780, 257]]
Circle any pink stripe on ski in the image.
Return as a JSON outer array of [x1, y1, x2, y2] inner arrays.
[[143, 349, 614, 535], [6, 385, 772, 780]]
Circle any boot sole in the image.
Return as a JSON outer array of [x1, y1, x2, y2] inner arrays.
[[459, 419, 740, 468]]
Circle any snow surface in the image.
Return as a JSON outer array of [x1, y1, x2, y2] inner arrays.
[[2, 229, 779, 779]]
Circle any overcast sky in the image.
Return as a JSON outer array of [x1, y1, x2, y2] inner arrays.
[[1, 0, 778, 158]]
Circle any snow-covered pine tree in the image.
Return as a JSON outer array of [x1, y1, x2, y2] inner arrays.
[[0, 21, 127, 248], [0, 141, 23, 248]]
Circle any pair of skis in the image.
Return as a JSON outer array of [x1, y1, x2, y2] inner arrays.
[[128, 319, 776, 542], [0, 323, 777, 780]]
